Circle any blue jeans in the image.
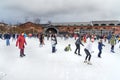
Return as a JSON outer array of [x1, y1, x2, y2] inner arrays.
[[6, 39, 10, 46]]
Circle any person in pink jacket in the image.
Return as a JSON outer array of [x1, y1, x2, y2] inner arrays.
[[16, 33, 27, 57]]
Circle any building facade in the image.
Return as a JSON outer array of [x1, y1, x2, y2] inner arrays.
[[0, 20, 120, 35]]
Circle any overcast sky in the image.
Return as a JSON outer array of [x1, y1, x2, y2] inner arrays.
[[0, 0, 120, 24]]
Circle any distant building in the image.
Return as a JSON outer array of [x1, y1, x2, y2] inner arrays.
[[0, 20, 120, 35], [0, 22, 8, 26]]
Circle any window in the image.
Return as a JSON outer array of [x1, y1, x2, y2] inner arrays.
[[117, 24, 120, 26], [93, 24, 99, 26], [101, 24, 106, 26], [109, 24, 115, 26]]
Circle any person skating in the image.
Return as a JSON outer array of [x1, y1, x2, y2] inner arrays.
[[110, 35, 116, 53], [84, 39, 94, 65], [4, 32, 11, 46], [98, 39, 105, 58], [51, 34, 57, 53], [38, 33, 44, 47], [16, 33, 27, 57], [74, 37, 84, 56], [118, 36, 120, 48]]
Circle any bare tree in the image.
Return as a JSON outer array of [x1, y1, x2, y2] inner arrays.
[[34, 17, 40, 24]]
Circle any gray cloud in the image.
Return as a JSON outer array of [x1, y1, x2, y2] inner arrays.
[[0, 0, 120, 24]]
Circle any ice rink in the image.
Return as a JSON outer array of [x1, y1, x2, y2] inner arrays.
[[0, 37, 120, 80]]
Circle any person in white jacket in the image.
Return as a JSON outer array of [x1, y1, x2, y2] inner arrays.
[[84, 39, 94, 65]]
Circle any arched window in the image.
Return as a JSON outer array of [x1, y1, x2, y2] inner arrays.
[[74, 27, 76, 30], [93, 24, 99, 26], [109, 23, 115, 26], [117, 24, 120, 26], [101, 24, 106, 26]]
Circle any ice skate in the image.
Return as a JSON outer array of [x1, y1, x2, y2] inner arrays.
[[111, 50, 115, 53], [74, 52, 77, 54], [87, 61, 92, 65], [98, 56, 102, 58], [20, 55, 23, 57], [84, 60, 87, 63], [78, 54, 81, 56], [22, 54, 26, 57]]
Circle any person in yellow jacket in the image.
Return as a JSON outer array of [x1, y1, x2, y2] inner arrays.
[[64, 44, 72, 52], [118, 37, 120, 42], [118, 36, 120, 48]]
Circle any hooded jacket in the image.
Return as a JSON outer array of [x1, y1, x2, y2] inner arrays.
[[16, 35, 26, 49]]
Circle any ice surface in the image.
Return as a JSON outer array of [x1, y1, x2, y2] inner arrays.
[[0, 37, 120, 80]]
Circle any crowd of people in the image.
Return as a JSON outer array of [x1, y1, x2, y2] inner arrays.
[[0, 32, 120, 65]]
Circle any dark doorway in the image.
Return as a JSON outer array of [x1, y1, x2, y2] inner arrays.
[[45, 28, 57, 34]]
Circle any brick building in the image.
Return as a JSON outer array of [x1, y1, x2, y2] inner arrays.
[[0, 20, 120, 35]]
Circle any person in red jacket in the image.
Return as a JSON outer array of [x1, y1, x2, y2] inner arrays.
[[16, 33, 27, 57]]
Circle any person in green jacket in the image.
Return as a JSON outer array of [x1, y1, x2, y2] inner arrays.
[[64, 44, 72, 52], [110, 35, 116, 53]]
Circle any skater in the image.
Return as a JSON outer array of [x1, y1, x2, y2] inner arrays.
[[64, 44, 72, 52], [118, 36, 120, 48], [98, 39, 105, 58], [4, 32, 11, 46], [16, 33, 27, 57], [84, 39, 94, 65], [74, 37, 84, 56], [110, 35, 116, 53], [38, 33, 44, 47], [12, 33, 16, 41], [51, 34, 57, 53]]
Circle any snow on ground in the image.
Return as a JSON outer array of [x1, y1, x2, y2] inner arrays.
[[0, 37, 120, 80]]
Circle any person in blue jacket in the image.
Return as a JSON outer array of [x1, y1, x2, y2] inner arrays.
[[98, 39, 105, 58], [4, 33, 11, 46]]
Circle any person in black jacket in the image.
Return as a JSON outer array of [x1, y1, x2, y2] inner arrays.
[[74, 38, 84, 56]]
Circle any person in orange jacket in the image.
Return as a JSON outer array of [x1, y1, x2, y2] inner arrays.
[[16, 33, 27, 57]]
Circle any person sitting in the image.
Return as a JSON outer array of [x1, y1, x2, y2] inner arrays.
[[64, 44, 72, 52]]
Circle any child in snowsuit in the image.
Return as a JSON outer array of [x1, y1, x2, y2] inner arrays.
[[64, 44, 72, 52], [98, 39, 105, 58]]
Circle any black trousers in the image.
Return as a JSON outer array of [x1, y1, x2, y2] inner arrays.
[[84, 48, 91, 61], [75, 44, 80, 54], [52, 47, 56, 53], [98, 49, 102, 57], [20, 48, 25, 56], [111, 45, 114, 51]]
